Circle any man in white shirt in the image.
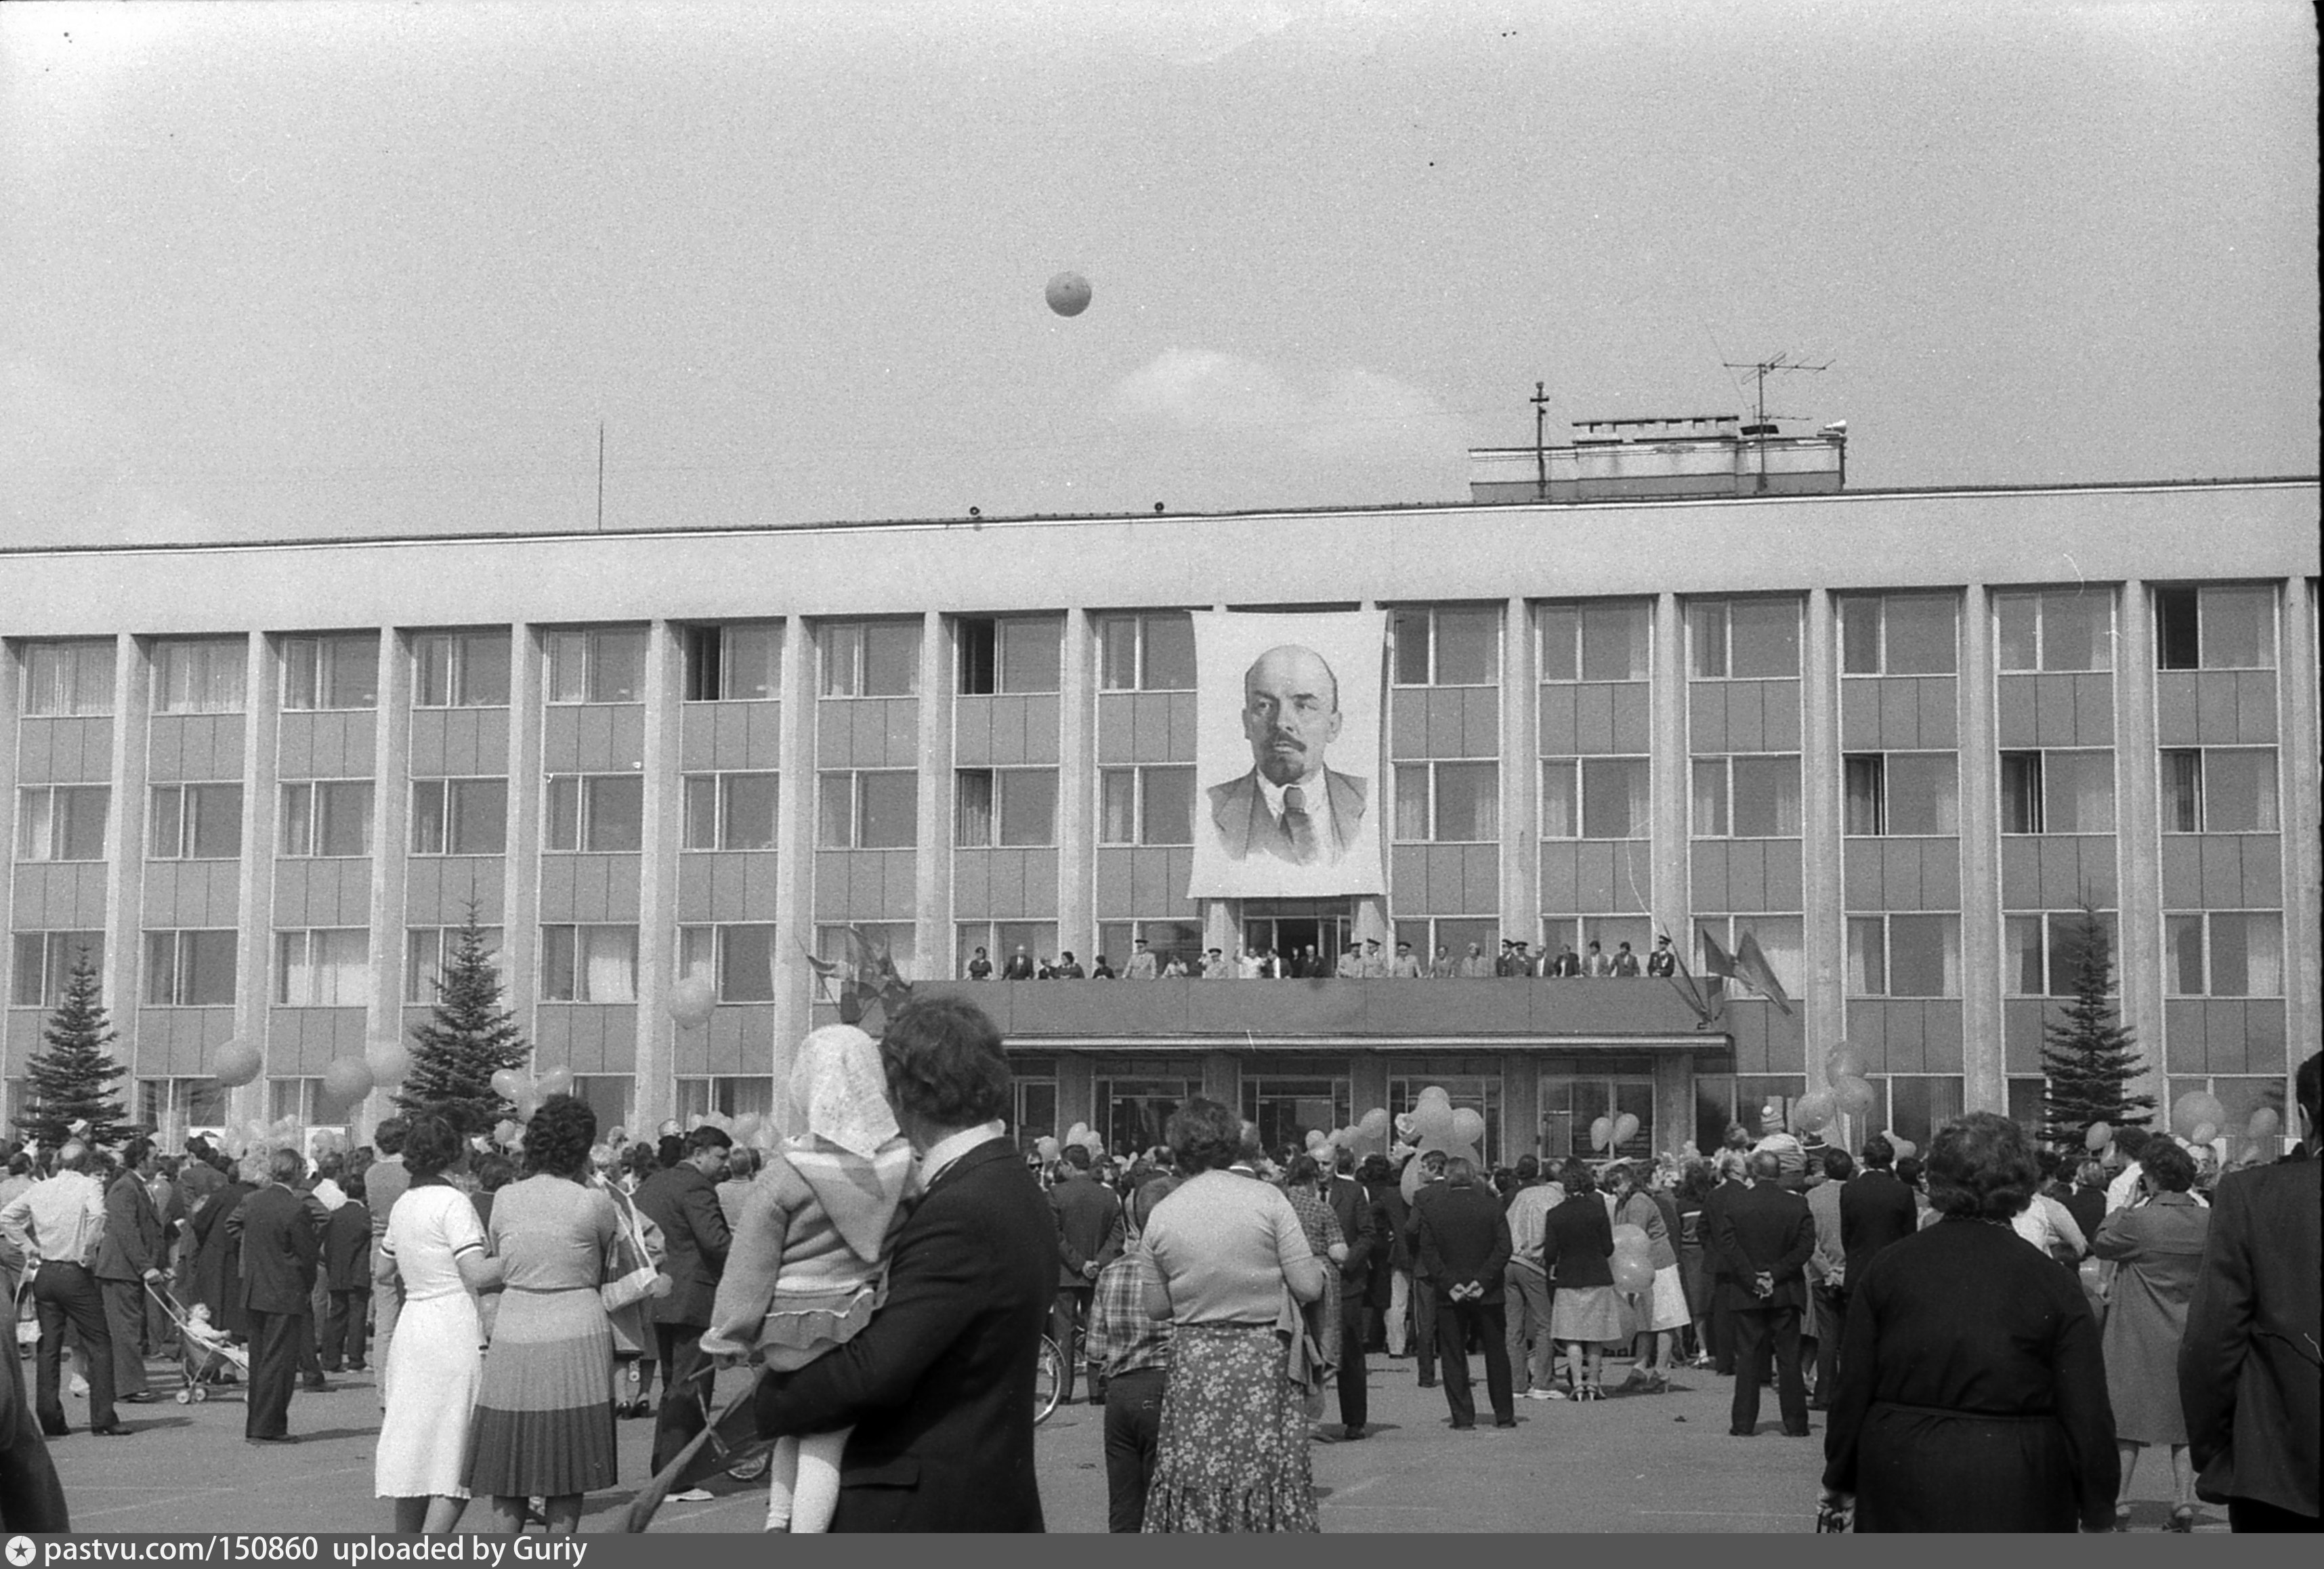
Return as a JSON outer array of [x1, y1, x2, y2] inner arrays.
[[1, 1143, 125, 1438], [1502, 1159, 1566, 1398]]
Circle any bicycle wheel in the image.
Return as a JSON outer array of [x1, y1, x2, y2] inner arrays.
[[1032, 1334, 1064, 1426]]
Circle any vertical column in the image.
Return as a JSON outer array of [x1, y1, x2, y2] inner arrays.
[[1352, 599, 1387, 946], [1201, 603, 1237, 959], [364, 626, 413, 1141], [1057, 609, 1095, 959], [1650, 592, 1689, 942], [1501, 595, 1538, 946], [914, 610, 952, 982], [232, 631, 281, 1127], [2275, 577, 2320, 1103], [1958, 585, 2004, 1112], [104, 636, 152, 1106], [0, 648, 14, 1119], [631, 620, 683, 1135], [2113, 582, 2165, 1111], [501, 625, 544, 1063], [1800, 591, 1844, 1072], [769, 614, 816, 1133]]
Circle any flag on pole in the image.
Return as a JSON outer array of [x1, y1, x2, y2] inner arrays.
[[1659, 930, 1721, 1028], [1699, 925, 1738, 980], [1733, 929, 1796, 1016]]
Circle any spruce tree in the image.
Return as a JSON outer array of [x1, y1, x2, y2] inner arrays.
[[22, 952, 133, 1148], [2037, 906, 2154, 1150], [396, 909, 530, 1133]]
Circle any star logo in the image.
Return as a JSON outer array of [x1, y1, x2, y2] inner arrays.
[[7, 1535, 37, 1565]]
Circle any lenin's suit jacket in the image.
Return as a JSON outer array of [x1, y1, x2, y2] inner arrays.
[[1839, 1169, 1920, 1284], [1416, 1181, 1511, 1303], [1206, 768, 1368, 866], [228, 1184, 319, 1316], [635, 1163, 732, 1329], [2178, 1151, 2321, 1518], [1712, 1181, 1815, 1313], [754, 1137, 1056, 1532]]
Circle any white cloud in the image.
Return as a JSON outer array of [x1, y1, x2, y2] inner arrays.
[[1110, 347, 1466, 459]]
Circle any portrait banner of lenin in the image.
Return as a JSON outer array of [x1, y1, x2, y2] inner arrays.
[[1187, 610, 1387, 899]]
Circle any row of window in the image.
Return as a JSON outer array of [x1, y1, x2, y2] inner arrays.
[[9, 742, 2283, 864], [12, 582, 2286, 717]]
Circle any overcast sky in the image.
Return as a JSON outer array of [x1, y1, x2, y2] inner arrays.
[[3, 0, 2315, 547]]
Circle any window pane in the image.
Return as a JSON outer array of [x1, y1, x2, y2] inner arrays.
[[1997, 595, 2039, 672], [589, 629, 646, 703], [862, 623, 921, 696], [998, 770, 1057, 846], [541, 927, 578, 1000], [1686, 603, 1729, 679], [1434, 608, 1498, 685], [1099, 617, 1138, 690], [1731, 756, 1801, 837], [192, 785, 242, 860], [2044, 751, 2113, 834], [2041, 591, 2108, 671], [1888, 915, 1959, 997], [318, 782, 373, 857], [1729, 599, 1800, 677], [546, 778, 580, 852], [1099, 770, 1135, 843], [547, 632, 589, 703], [411, 781, 448, 854], [1844, 755, 1884, 835], [1885, 754, 1959, 835], [2005, 915, 2045, 995], [9, 936, 43, 1007], [719, 925, 778, 1003], [60, 787, 110, 861], [1393, 610, 1433, 684], [1847, 917, 1886, 995], [1884, 596, 1958, 673], [1142, 614, 1195, 690], [327, 637, 379, 707], [187, 931, 237, 1005], [998, 619, 1061, 694], [724, 624, 782, 700], [2155, 588, 2199, 670], [817, 774, 851, 847], [1541, 760, 1577, 837], [450, 778, 507, 854], [1141, 766, 1193, 845], [579, 926, 638, 1002], [1538, 605, 1579, 682], [1395, 763, 1431, 841], [1581, 757, 1647, 839], [858, 772, 918, 848], [956, 620, 996, 696], [2159, 751, 2202, 833], [1733, 917, 1802, 1001], [461, 633, 511, 705], [2164, 915, 2205, 996], [2201, 585, 2273, 669], [723, 774, 777, 850], [819, 625, 862, 696], [1840, 599, 1881, 674], [585, 775, 643, 852], [1580, 602, 1649, 681], [282, 640, 320, 711], [1692, 761, 1729, 837], [2218, 913, 2281, 996], [2202, 749, 2277, 832], [954, 770, 994, 847], [682, 777, 717, 850], [2001, 752, 2043, 834], [2047, 913, 2115, 997], [1434, 762, 1498, 841]]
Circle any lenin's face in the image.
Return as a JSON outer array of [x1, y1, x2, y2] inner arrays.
[[1242, 645, 1342, 787]]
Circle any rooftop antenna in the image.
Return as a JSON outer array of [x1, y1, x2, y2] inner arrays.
[[1529, 381, 1552, 501], [1720, 352, 1830, 493]]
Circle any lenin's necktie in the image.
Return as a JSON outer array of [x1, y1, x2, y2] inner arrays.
[[1280, 784, 1319, 863]]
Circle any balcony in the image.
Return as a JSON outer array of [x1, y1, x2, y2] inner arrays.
[[908, 976, 1735, 1050]]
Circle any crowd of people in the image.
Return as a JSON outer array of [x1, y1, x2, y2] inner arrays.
[[0, 1025, 2313, 1537], [965, 932, 1684, 982]]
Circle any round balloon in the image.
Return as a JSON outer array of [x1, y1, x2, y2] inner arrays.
[[2189, 1123, 2217, 1146], [320, 1057, 373, 1103], [2084, 1121, 2113, 1154], [213, 1043, 263, 1089], [1590, 1115, 1614, 1151], [1044, 271, 1091, 318], [1888, 1135, 1916, 1160], [1359, 1108, 1391, 1139], [536, 1067, 573, 1098], [2247, 1107, 2281, 1142], [1035, 1136, 1061, 1160], [489, 1068, 527, 1102], [365, 1039, 411, 1088], [493, 1119, 520, 1148], [1613, 1112, 1640, 1146], [1825, 1047, 1866, 1087], [1790, 1091, 1834, 1134], [1450, 1108, 1487, 1148], [2172, 1091, 2227, 1141], [1066, 1122, 1090, 1144], [1418, 1085, 1452, 1106], [1833, 1075, 1878, 1118], [1305, 1129, 1328, 1151], [669, 972, 716, 1028], [1412, 1100, 1457, 1144], [1393, 1112, 1417, 1140], [1612, 1251, 1655, 1294], [1610, 1223, 1649, 1256], [1082, 1131, 1106, 1156]]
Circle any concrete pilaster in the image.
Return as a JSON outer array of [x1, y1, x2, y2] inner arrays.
[[362, 625, 413, 1142], [914, 611, 952, 983], [1959, 585, 2004, 1113], [1502, 595, 1538, 946], [233, 631, 280, 1127], [631, 619, 683, 1135], [1801, 590, 1843, 1074], [1651, 592, 1689, 944], [2113, 582, 2165, 1109], [1057, 609, 1095, 958], [502, 625, 544, 1065], [769, 615, 816, 1135], [102, 636, 150, 1107], [2275, 576, 2320, 1107]]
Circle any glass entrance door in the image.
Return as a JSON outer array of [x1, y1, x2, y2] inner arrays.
[[1095, 1076, 1196, 1157], [1540, 1064, 1655, 1160], [1242, 899, 1355, 976]]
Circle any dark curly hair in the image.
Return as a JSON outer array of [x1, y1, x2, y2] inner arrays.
[[1559, 1158, 1596, 1195], [402, 1114, 466, 1183], [2140, 1138, 2196, 1194], [1926, 1111, 2040, 1222], [880, 996, 1011, 1129], [1165, 1097, 1242, 1175], [522, 1094, 597, 1179]]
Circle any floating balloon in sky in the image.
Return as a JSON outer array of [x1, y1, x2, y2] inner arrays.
[[1045, 270, 1091, 317]]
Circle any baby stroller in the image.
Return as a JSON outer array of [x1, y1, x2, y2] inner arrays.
[[147, 1280, 249, 1402]]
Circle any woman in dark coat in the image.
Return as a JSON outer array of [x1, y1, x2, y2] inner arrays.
[[1540, 1160, 1618, 1400], [191, 1158, 257, 1341], [2092, 1139, 2209, 1531], [1822, 1113, 2119, 1532]]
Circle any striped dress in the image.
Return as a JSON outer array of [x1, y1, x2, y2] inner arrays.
[[463, 1175, 620, 1498]]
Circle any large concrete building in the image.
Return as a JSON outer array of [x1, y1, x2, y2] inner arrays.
[[3, 451, 2315, 1163]]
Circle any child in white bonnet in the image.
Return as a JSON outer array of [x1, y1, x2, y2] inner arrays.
[[700, 1024, 916, 1532]]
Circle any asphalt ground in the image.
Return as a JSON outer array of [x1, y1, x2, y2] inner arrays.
[[35, 1343, 2231, 1535]]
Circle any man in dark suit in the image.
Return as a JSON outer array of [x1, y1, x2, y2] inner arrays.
[[2179, 1051, 2321, 1532], [1714, 1150, 1816, 1438], [1404, 1150, 1449, 1387], [1205, 644, 1369, 868], [1416, 1157, 1515, 1429], [226, 1148, 320, 1444], [1048, 1143, 1121, 1404], [1324, 1149, 1378, 1438], [94, 1139, 168, 1403], [1840, 1133, 1920, 1288], [635, 1124, 732, 1485], [755, 996, 1054, 1531]]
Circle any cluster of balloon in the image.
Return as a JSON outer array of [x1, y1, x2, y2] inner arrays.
[[488, 1065, 575, 1121], [1307, 1107, 1395, 1156], [1823, 1047, 1878, 1119], [1609, 1223, 1656, 1295], [1399, 1087, 1482, 1200], [669, 969, 717, 1030], [492, 1118, 524, 1150], [2084, 1121, 2113, 1154], [1035, 1123, 1107, 1163], [2172, 1089, 2228, 1148], [230, 1115, 303, 1155], [212, 1041, 264, 1089], [1586, 1112, 1641, 1153], [365, 1037, 412, 1089]]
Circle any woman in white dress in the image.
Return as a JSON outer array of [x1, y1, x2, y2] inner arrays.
[[375, 1114, 501, 1534]]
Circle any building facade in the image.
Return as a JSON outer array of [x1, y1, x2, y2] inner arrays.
[[3, 476, 2316, 1163]]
